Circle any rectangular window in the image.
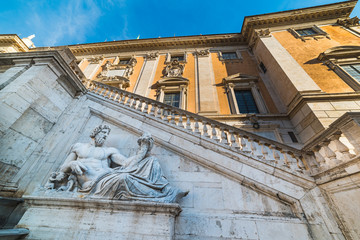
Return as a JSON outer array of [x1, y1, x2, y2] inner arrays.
[[296, 28, 317, 36], [222, 52, 238, 60], [341, 64, 360, 82], [288, 132, 298, 143], [119, 59, 130, 65], [259, 62, 267, 73], [234, 90, 259, 114], [163, 92, 180, 108], [171, 55, 184, 62]]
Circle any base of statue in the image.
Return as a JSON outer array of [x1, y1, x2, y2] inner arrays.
[[16, 196, 182, 240]]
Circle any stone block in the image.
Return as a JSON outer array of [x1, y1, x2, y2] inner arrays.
[[17, 196, 181, 240], [308, 102, 335, 111], [325, 110, 347, 118], [298, 125, 316, 143], [11, 108, 54, 142], [256, 221, 311, 240], [331, 101, 360, 110]]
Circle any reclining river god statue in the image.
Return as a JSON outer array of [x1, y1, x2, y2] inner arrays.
[[47, 125, 188, 203]]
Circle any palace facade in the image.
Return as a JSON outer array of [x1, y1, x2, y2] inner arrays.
[[1, 1, 360, 239]]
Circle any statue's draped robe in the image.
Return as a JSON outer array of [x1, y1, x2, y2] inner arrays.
[[90, 156, 180, 203]]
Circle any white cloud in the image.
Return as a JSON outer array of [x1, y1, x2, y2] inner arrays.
[[26, 0, 102, 46]]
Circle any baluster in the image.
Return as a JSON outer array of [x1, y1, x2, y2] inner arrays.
[[142, 101, 149, 113], [269, 145, 280, 165], [135, 99, 142, 110], [312, 146, 327, 169], [211, 124, 220, 142], [240, 136, 251, 153], [88, 83, 95, 92], [125, 94, 132, 106], [149, 103, 156, 116], [260, 141, 269, 161], [219, 128, 227, 144], [248, 138, 257, 156], [101, 87, 108, 97], [170, 110, 176, 124], [120, 92, 126, 104], [163, 108, 169, 122], [112, 91, 119, 101], [330, 133, 354, 161], [156, 106, 163, 119], [130, 97, 138, 109], [321, 140, 341, 167], [177, 113, 184, 128], [194, 118, 201, 134], [280, 150, 291, 168], [295, 155, 306, 173], [106, 89, 113, 98], [211, 123, 220, 142], [202, 121, 210, 137], [229, 131, 240, 149], [186, 115, 192, 131], [94, 85, 102, 94]]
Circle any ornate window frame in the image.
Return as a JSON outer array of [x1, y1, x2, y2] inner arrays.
[[153, 77, 189, 109], [95, 56, 137, 90], [318, 46, 360, 91], [288, 25, 330, 41], [218, 50, 243, 62], [222, 73, 267, 114], [165, 52, 187, 64]]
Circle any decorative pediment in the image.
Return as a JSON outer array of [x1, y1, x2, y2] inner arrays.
[[163, 59, 185, 78], [154, 77, 189, 88], [96, 57, 137, 88], [318, 46, 360, 61], [222, 73, 259, 85]]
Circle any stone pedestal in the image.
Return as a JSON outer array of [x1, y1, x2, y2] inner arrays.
[[16, 196, 181, 240]]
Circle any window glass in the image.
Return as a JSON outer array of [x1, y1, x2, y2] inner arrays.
[[234, 90, 259, 114], [163, 92, 180, 108], [171, 55, 184, 62], [342, 64, 360, 82], [119, 59, 130, 64], [222, 52, 237, 60], [296, 28, 317, 36]]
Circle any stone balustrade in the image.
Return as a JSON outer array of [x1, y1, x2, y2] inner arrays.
[[303, 112, 360, 173], [86, 81, 308, 175]]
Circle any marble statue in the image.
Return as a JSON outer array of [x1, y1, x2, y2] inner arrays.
[[47, 125, 188, 203]]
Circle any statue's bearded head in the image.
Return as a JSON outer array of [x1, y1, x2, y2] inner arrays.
[[90, 125, 111, 147]]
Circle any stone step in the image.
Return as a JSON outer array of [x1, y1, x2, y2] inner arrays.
[[0, 197, 25, 229], [0, 228, 29, 240]]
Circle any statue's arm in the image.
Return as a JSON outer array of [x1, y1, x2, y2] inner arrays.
[[110, 152, 128, 166], [58, 144, 88, 176], [59, 152, 77, 174]]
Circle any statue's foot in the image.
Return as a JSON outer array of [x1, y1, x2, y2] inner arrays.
[[174, 190, 189, 203]]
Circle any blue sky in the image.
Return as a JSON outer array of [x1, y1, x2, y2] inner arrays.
[[1, 0, 359, 47]]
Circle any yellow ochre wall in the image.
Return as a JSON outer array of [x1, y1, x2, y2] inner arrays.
[[212, 51, 279, 114], [148, 54, 196, 112], [273, 25, 360, 93], [128, 56, 144, 93], [182, 54, 196, 112]]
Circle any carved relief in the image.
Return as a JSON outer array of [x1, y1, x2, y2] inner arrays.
[[88, 56, 104, 64], [194, 49, 210, 57], [163, 59, 185, 77], [337, 17, 360, 27], [145, 52, 159, 60], [46, 125, 189, 203]]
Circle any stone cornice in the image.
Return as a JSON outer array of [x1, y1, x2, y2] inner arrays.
[[0, 34, 29, 52], [0, 51, 86, 93], [242, 0, 357, 42], [49, 34, 244, 56], [287, 91, 360, 117]]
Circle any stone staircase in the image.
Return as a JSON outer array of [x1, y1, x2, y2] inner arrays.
[[85, 80, 360, 178], [0, 197, 29, 240]]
